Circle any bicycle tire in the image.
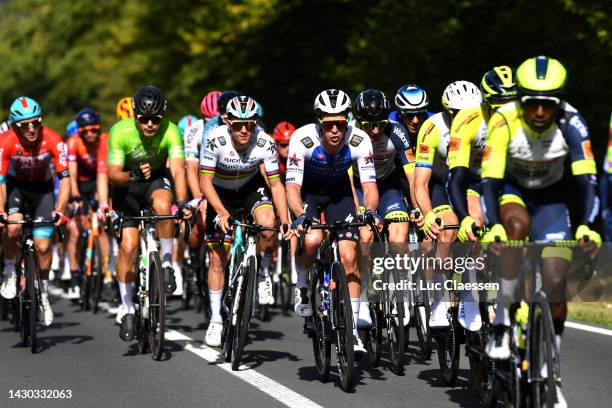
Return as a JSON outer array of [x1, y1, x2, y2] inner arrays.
[[436, 307, 460, 386], [331, 262, 354, 392], [310, 265, 331, 382], [136, 266, 150, 354], [231, 255, 256, 371], [467, 330, 493, 403], [26, 251, 38, 353], [529, 300, 557, 408], [387, 268, 405, 375], [91, 240, 104, 314], [149, 250, 166, 361], [415, 268, 432, 359], [367, 302, 383, 367]]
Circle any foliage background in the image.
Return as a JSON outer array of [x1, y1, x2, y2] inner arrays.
[[0, 0, 610, 158]]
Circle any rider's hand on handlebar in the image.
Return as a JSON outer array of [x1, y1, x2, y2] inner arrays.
[[214, 212, 231, 234], [575, 224, 601, 255], [280, 223, 293, 240], [52, 210, 68, 226], [291, 213, 308, 233], [481, 223, 507, 255], [410, 208, 425, 228], [97, 203, 110, 220], [364, 209, 383, 232], [139, 162, 152, 180], [178, 201, 194, 220], [422, 210, 441, 240], [458, 216, 480, 242]]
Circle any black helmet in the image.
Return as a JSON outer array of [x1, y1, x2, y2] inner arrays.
[[480, 66, 518, 103], [133, 85, 167, 116], [354, 89, 390, 121], [218, 90, 240, 115]]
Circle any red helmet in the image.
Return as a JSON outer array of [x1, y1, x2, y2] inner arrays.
[[200, 90, 222, 119], [273, 121, 296, 143]]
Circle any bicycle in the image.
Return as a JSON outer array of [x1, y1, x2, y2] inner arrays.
[[114, 210, 190, 360], [486, 239, 593, 408], [364, 216, 410, 375], [298, 217, 376, 392], [0, 214, 64, 353], [221, 219, 281, 371]]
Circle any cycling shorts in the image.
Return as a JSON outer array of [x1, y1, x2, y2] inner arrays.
[[430, 178, 452, 214], [301, 185, 359, 243], [6, 176, 55, 239], [355, 170, 408, 219], [204, 173, 272, 243], [112, 170, 175, 229]]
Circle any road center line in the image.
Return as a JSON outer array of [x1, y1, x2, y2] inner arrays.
[[565, 321, 612, 337]]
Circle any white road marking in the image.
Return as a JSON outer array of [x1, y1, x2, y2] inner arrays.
[[565, 321, 612, 337], [48, 286, 325, 408]]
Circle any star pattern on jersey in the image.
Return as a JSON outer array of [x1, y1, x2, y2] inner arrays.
[[267, 140, 277, 155], [206, 139, 218, 152], [364, 150, 374, 164], [288, 153, 302, 167]]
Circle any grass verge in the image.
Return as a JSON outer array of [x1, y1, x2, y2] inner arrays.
[[568, 302, 612, 327]]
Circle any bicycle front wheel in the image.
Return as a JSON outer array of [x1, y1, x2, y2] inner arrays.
[[310, 265, 331, 381], [436, 307, 460, 386], [529, 299, 557, 408], [26, 252, 38, 353], [231, 255, 256, 371], [91, 240, 104, 314], [331, 262, 354, 392], [149, 251, 166, 361], [387, 268, 405, 375]]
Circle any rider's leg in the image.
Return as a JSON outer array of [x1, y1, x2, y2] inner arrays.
[[150, 188, 176, 293], [254, 206, 277, 304], [116, 227, 139, 313], [339, 239, 360, 337], [207, 244, 227, 322], [66, 218, 82, 293], [0, 213, 23, 300]]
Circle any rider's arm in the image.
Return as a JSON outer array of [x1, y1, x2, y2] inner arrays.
[[446, 110, 476, 220], [96, 133, 109, 206], [67, 137, 80, 197], [564, 109, 598, 226], [107, 122, 131, 187], [169, 157, 187, 202], [164, 123, 188, 202], [413, 120, 439, 214], [51, 136, 70, 213], [284, 131, 307, 218], [186, 161, 202, 198], [262, 137, 289, 225], [480, 112, 511, 226], [352, 129, 379, 211], [199, 134, 228, 217], [0, 140, 9, 211]]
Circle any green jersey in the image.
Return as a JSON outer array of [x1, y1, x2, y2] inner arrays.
[[108, 118, 184, 171]]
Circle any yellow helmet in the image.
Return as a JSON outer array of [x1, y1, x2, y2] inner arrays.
[[516, 56, 566, 97], [480, 66, 517, 103], [115, 97, 135, 120]]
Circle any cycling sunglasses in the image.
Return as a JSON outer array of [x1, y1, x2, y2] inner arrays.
[[359, 119, 388, 131], [399, 111, 427, 121], [137, 115, 163, 125], [520, 96, 561, 108], [278, 142, 289, 148], [229, 120, 256, 131], [320, 119, 348, 131], [79, 124, 101, 133], [15, 117, 42, 130]]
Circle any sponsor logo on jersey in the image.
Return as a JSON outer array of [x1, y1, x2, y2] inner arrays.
[[422, 122, 435, 138], [350, 135, 363, 147], [288, 153, 302, 167], [492, 117, 507, 129], [256, 138, 266, 147], [449, 137, 460, 152], [581, 140, 594, 160], [418, 144, 429, 154], [301, 137, 314, 148], [218, 136, 226, 146], [482, 145, 492, 161], [392, 126, 408, 145], [207, 139, 218, 152], [364, 151, 374, 164], [569, 115, 588, 138], [405, 150, 415, 162]]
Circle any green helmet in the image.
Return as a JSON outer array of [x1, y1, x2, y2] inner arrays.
[[516, 56, 566, 97]]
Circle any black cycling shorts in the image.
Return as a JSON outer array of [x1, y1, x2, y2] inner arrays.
[[204, 174, 272, 242], [112, 171, 174, 228], [301, 184, 359, 243], [6, 176, 56, 239]]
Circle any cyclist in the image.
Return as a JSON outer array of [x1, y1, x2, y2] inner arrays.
[[201, 90, 223, 122], [480, 56, 600, 397], [414, 81, 482, 328], [199, 95, 292, 346], [286, 89, 380, 354], [65, 108, 111, 299], [108, 85, 192, 341], [0, 97, 70, 326], [115, 96, 134, 120], [273, 121, 296, 180], [446, 67, 518, 330], [391, 85, 431, 219]]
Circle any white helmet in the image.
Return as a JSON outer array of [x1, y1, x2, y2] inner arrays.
[[314, 89, 351, 117], [226, 95, 258, 120], [441, 81, 483, 110]]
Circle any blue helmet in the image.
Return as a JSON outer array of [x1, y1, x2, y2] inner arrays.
[[394, 84, 429, 113], [9, 97, 42, 123], [76, 107, 101, 128], [178, 114, 198, 136], [66, 120, 79, 138]]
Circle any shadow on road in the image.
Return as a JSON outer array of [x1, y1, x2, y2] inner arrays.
[[241, 349, 301, 370], [35, 334, 94, 352]]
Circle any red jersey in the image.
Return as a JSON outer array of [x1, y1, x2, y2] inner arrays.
[[0, 126, 69, 182], [67, 133, 108, 182]]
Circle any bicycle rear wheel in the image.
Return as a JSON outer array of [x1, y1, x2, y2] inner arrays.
[[26, 252, 38, 353], [367, 302, 383, 367], [149, 251, 166, 361], [231, 255, 256, 371], [529, 299, 557, 408], [436, 307, 460, 386], [414, 268, 432, 359], [310, 265, 331, 381], [331, 262, 354, 392]]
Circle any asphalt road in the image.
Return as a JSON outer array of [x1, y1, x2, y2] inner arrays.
[[0, 289, 610, 408]]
